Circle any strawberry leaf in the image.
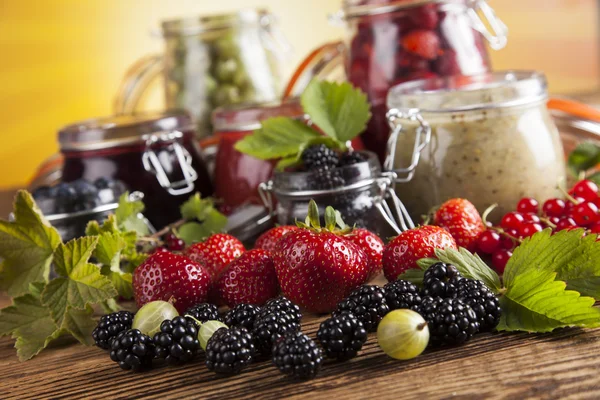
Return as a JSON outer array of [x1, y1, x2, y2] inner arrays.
[[433, 248, 502, 293], [324, 206, 336, 231], [396, 269, 425, 287]]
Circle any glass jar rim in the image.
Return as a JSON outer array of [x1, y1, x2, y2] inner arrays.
[[161, 9, 273, 37], [387, 70, 548, 114], [212, 98, 304, 133], [341, 0, 466, 19]]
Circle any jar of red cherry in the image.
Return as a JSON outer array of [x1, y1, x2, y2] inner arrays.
[[58, 111, 213, 228]]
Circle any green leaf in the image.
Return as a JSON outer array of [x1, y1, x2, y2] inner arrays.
[[324, 206, 336, 231], [115, 193, 149, 235], [416, 257, 439, 271], [568, 142, 600, 176], [0, 190, 62, 296], [433, 248, 502, 293], [307, 200, 320, 229], [41, 237, 117, 326], [587, 171, 600, 186], [61, 306, 96, 346], [301, 80, 371, 142], [95, 232, 133, 299], [180, 193, 214, 221], [497, 269, 600, 332], [396, 269, 425, 287]]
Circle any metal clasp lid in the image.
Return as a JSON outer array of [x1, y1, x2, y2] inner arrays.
[[468, 0, 508, 50], [142, 130, 198, 196]]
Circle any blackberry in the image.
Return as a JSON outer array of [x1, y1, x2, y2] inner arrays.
[[92, 311, 134, 350], [94, 176, 114, 189], [317, 312, 367, 361], [223, 304, 262, 330], [272, 332, 322, 379], [314, 168, 345, 190], [205, 327, 255, 374], [70, 179, 99, 211], [383, 280, 422, 313], [422, 262, 463, 298], [109, 329, 155, 371], [54, 182, 78, 213], [421, 298, 480, 346], [334, 285, 389, 332], [456, 278, 501, 331], [301, 144, 339, 170], [252, 310, 301, 353], [184, 303, 220, 324], [153, 316, 200, 364], [259, 297, 302, 324], [339, 151, 367, 167]]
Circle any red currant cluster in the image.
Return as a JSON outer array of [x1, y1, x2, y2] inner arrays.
[[476, 180, 600, 273], [163, 232, 185, 251]]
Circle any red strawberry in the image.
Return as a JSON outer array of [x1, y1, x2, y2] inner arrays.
[[434, 198, 485, 252], [254, 225, 300, 252], [401, 29, 440, 60], [213, 249, 279, 307], [344, 228, 384, 281], [382, 225, 457, 281], [133, 251, 211, 313], [183, 233, 245, 279]]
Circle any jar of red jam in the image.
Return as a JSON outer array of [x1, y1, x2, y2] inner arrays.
[[58, 111, 213, 228]]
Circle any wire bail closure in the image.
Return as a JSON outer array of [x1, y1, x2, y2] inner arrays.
[[468, 0, 508, 50]]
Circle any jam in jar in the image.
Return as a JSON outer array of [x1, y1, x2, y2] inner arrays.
[[59, 111, 213, 228]]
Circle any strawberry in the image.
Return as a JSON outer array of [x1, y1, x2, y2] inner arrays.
[[401, 29, 440, 60], [213, 249, 279, 308], [434, 198, 485, 252], [344, 228, 384, 281], [382, 225, 457, 281], [183, 233, 245, 279], [133, 250, 211, 313], [272, 201, 370, 313], [254, 225, 300, 252]]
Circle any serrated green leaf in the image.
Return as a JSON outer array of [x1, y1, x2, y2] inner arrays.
[[61, 306, 96, 346], [568, 142, 600, 176], [301, 80, 371, 142], [115, 193, 149, 235], [178, 222, 213, 245], [94, 232, 133, 299], [434, 248, 502, 293], [0, 190, 61, 296], [13, 321, 62, 361], [497, 269, 600, 332], [396, 269, 425, 287], [180, 193, 213, 221]]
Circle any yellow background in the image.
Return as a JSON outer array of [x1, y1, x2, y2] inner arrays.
[[1, 0, 598, 188]]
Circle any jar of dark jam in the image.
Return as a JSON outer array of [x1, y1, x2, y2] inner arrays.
[[58, 111, 213, 228]]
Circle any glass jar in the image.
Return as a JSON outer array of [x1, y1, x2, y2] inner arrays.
[[114, 9, 289, 139], [386, 71, 566, 221], [59, 111, 213, 228]]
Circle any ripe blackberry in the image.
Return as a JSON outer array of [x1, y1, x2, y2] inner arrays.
[[272, 332, 323, 379], [252, 310, 301, 353], [456, 278, 501, 331], [92, 311, 134, 350], [71, 179, 99, 211], [223, 304, 262, 330], [334, 285, 389, 332], [184, 303, 220, 324], [153, 316, 200, 364], [259, 297, 302, 324], [314, 168, 345, 190], [339, 151, 367, 167], [301, 144, 340, 170], [205, 327, 256, 374], [317, 312, 367, 361], [422, 262, 463, 298], [383, 280, 422, 312], [421, 298, 480, 346], [109, 329, 155, 371]]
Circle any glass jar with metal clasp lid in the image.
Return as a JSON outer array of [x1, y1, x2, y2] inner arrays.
[[58, 111, 214, 228]]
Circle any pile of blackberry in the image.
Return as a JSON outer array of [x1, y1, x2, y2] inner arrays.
[[92, 310, 134, 350], [184, 303, 221, 324], [205, 327, 256, 374], [153, 316, 200, 365]]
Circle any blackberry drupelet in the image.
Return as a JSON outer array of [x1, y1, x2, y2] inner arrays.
[[109, 329, 155, 371], [184, 303, 220, 324], [71, 179, 99, 211], [317, 312, 367, 360], [259, 297, 302, 324], [223, 304, 262, 330], [314, 168, 345, 190], [334, 285, 389, 332], [384, 280, 423, 313], [339, 151, 367, 167], [422, 262, 463, 298], [272, 332, 323, 379], [205, 327, 255, 374], [252, 310, 301, 354], [92, 310, 134, 350], [456, 278, 501, 331], [421, 297, 479, 346], [301, 144, 340, 170], [153, 316, 200, 364]]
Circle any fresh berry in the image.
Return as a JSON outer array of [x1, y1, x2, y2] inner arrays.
[[164, 232, 185, 251], [254, 226, 299, 252], [572, 202, 599, 227], [382, 226, 457, 281], [133, 251, 211, 313], [500, 212, 525, 231], [422, 262, 462, 298], [205, 327, 256, 374], [252, 310, 301, 354], [543, 198, 566, 218], [401, 29, 440, 60], [334, 285, 389, 332], [383, 279, 422, 311], [184, 233, 245, 279], [477, 230, 501, 254], [153, 316, 200, 364], [339, 151, 367, 166], [516, 198, 539, 214], [272, 332, 323, 379], [456, 279, 501, 331], [92, 311, 134, 350], [519, 222, 543, 238], [94, 176, 114, 189], [259, 297, 303, 324], [556, 217, 578, 231], [317, 312, 368, 361], [434, 198, 485, 251], [522, 213, 541, 224], [301, 144, 340, 170], [213, 249, 279, 307], [70, 179, 99, 211], [491, 249, 512, 273], [184, 303, 220, 323], [344, 228, 384, 281], [420, 297, 479, 346], [572, 180, 599, 202], [314, 168, 345, 190], [109, 329, 155, 371], [223, 304, 262, 330]]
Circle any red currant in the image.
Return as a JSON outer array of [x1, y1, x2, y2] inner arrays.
[[547, 216, 561, 226], [522, 213, 541, 224], [477, 231, 501, 254], [556, 217, 578, 231], [572, 180, 599, 202], [492, 249, 512, 274], [520, 222, 543, 238], [500, 212, 525, 231], [571, 202, 599, 227], [542, 198, 566, 217], [565, 197, 586, 214], [163, 232, 178, 243], [516, 198, 539, 214]]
